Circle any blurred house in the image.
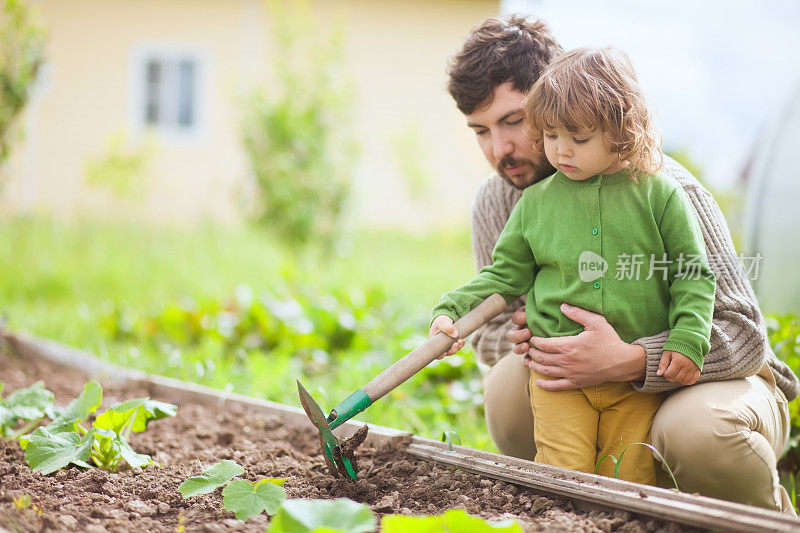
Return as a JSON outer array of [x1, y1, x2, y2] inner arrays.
[[742, 80, 800, 313], [2, 0, 499, 229]]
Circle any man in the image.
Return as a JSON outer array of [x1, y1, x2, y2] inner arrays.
[[445, 15, 799, 513]]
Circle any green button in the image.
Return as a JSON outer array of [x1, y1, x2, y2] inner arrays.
[[592, 228, 598, 235], [593, 281, 600, 289]]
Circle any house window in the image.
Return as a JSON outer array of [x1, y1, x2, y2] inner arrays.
[[141, 55, 199, 131]]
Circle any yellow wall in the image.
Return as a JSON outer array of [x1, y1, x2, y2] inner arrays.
[[2, 0, 499, 228]]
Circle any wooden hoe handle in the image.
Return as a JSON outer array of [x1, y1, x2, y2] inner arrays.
[[362, 293, 507, 402]]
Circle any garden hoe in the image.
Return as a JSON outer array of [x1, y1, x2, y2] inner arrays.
[[297, 293, 506, 480]]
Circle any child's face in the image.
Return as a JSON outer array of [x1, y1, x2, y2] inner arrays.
[[542, 128, 623, 181]]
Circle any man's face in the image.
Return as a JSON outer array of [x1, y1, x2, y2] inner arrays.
[[465, 82, 553, 189]]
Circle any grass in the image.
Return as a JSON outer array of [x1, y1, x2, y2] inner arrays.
[[0, 215, 495, 449], [0, 216, 463, 341]]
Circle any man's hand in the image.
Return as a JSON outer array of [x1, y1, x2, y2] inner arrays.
[[657, 350, 700, 385], [429, 315, 465, 359], [524, 303, 647, 391]]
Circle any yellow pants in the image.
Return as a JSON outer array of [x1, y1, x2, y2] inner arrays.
[[485, 354, 794, 512], [529, 370, 665, 484]]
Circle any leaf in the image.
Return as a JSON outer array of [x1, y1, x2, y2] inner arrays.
[[267, 498, 376, 533], [141, 398, 178, 420], [25, 427, 96, 475], [0, 406, 13, 431], [4, 381, 54, 419], [593, 453, 619, 475], [93, 402, 142, 434], [381, 509, 523, 532], [59, 381, 103, 420], [92, 428, 152, 469], [47, 381, 102, 432], [1, 382, 55, 435], [113, 435, 152, 468], [94, 398, 176, 434], [179, 460, 245, 498], [6, 405, 41, 422], [44, 404, 64, 422], [222, 478, 286, 521]]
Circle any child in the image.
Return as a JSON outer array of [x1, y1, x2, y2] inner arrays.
[[430, 47, 715, 484]]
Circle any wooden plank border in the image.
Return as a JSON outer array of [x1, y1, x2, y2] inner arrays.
[[3, 329, 799, 532]]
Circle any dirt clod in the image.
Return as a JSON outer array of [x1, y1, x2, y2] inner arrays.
[[126, 500, 157, 516], [329, 424, 369, 479]]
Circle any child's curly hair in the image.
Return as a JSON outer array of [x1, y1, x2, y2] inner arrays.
[[524, 47, 662, 178]]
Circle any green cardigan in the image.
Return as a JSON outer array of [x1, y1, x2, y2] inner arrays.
[[433, 170, 716, 368]]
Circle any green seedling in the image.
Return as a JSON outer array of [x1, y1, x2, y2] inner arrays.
[[12, 494, 30, 510], [593, 439, 680, 491], [87, 427, 151, 471], [0, 381, 55, 438], [382, 508, 523, 532], [179, 460, 288, 521], [89, 396, 177, 470], [267, 498, 376, 533], [20, 381, 176, 474], [441, 430, 461, 451], [12, 494, 42, 516]]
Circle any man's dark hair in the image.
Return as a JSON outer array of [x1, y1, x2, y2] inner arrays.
[[447, 15, 563, 114]]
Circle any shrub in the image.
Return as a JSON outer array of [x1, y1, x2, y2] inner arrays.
[[241, 0, 358, 250], [0, 0, 46, 175], [767, 313, 800, 509]]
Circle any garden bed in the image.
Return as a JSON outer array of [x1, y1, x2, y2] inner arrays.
[[0, 347, 691, 533]]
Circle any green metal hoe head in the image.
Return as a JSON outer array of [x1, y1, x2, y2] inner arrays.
[[296, 380, 358, 480]]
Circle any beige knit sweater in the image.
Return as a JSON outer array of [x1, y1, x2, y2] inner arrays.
[[470, 156, 799, 400]]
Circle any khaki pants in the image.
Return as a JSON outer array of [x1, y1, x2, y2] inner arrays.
[[483, 353, 795, 513], [529, 370, 664, 484]]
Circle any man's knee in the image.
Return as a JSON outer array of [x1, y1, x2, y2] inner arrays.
[[483, 353, 535, 461], [651, 379, 786, 511], [651, 395, 720, 462]]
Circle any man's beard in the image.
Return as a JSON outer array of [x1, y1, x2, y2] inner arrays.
[[497, 155, 554, 190]]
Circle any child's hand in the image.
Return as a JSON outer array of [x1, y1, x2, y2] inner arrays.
[[657, 350, 700, 385], [429, 315, 465, 359]]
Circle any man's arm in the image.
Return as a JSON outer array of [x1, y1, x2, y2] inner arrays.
[[468, 175, 524, 366], [631, 157, 767, 392]]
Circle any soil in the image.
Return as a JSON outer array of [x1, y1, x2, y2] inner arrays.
[[0, 348, 693, 532]]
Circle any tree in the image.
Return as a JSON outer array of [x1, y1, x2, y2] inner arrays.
[[0, 0, 46, 180]]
